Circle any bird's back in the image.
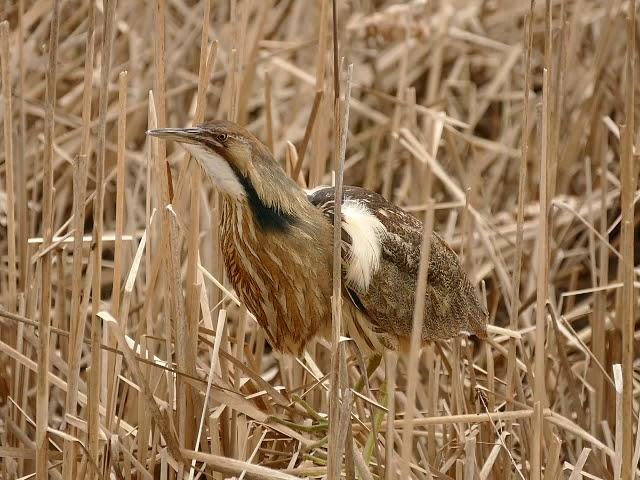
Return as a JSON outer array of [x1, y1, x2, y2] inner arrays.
[[308, 185, 488, 349]]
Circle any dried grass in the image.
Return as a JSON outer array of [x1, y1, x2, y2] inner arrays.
[[1, 0, 639, 479]]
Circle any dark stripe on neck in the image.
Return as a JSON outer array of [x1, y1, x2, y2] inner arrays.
[[235, 172, 297, 233]]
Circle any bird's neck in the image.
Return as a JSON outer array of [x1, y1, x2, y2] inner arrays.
[[226, 151, 321, 232], [217, 171, 333, 354]]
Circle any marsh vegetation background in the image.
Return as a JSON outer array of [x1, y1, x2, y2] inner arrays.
[[0, 0, 639, 478]]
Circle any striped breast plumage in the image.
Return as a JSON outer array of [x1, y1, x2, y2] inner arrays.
[[219, 200, 333, 354]]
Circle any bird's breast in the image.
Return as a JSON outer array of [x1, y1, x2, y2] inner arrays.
[[219, 201, 332, 354]]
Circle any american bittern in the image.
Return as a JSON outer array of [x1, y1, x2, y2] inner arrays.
[[147, 120, 487, 355]]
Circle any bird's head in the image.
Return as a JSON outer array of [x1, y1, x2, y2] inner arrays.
[[147, 120, 309, 226]]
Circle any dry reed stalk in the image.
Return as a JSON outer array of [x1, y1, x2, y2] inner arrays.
[[614, 363, 623, 479], [189, 308, 226, 480], [105, 69, 128, 434], [383, 350, 397, 479], [62, 151, 89, 479], [327, 61, 354, 479], [264, 69, 275, 153], [99, 310, 184, 462], [619, 3, 636, 479], [2, 1, 639, 478], [227, 7, 245, 460], [505, 12, 535, 476], [0, 21, 16, 314], [15, 0, 28, 289], [1, 20, 18, 479], [139, 90, 159, 477], [35, 0, 61, 476], [592, 115, 609, 432], [294, 90, 324, 180], [531, 60, 552, 480], [237, 0, 273, 126], [88, 0, 117, 471], [153, 0, 195, 456], [184, 0, 215, 455], [381, 19, 409, 200], [399, 123, 436, 478]]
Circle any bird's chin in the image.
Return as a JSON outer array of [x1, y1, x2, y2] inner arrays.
[[181, 143, 246, 198]]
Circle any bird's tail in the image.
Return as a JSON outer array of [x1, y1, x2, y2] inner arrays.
[[468, 298, 489, 340]]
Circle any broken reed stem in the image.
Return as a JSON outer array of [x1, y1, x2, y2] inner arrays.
[[36, 0, 61, 476], [1, 22, 17, 313], [328, 63, 353, 479], [89, 0, 117, 470], [400, 148, 434, 478]]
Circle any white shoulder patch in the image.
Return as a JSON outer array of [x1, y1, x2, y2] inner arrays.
[[182, 143, 245, 198], [342, 199, 387, 292]]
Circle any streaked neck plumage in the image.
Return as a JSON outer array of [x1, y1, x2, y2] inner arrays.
[[188, 142, 333, 353]]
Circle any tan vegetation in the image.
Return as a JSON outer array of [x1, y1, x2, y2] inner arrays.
[[0, 0, 639, 478]]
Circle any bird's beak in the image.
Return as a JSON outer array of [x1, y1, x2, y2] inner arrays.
[[146, 127, 206, 145]]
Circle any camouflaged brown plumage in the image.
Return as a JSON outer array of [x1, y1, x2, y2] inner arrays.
[[147, 120, 488, 355]]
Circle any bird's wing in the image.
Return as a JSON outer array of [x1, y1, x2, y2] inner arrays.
[[307, 185, 488, 342]]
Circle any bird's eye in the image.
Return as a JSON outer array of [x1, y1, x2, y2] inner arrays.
[[216, 133, 228, 143]]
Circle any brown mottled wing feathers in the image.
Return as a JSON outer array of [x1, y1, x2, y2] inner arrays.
[[308, 185, 488, 342]]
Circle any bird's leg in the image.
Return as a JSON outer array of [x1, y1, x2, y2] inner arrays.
[[303, 435, 329, 452], [354, 353, 382, 392], [363, 379, 387, 463], [271, 354, 382, 437], [291, 394, 329, 425], [266, 416, 328, 434], [266, 394, 329, 434], [363, 349, 399, 478]]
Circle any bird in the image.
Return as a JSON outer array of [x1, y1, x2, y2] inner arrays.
[[147, 120, 488, 356]]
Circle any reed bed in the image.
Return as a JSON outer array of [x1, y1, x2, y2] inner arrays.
[[1, 0, 639, 478]]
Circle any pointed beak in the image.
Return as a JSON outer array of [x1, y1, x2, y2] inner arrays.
[[145, 127, 206, 145]]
